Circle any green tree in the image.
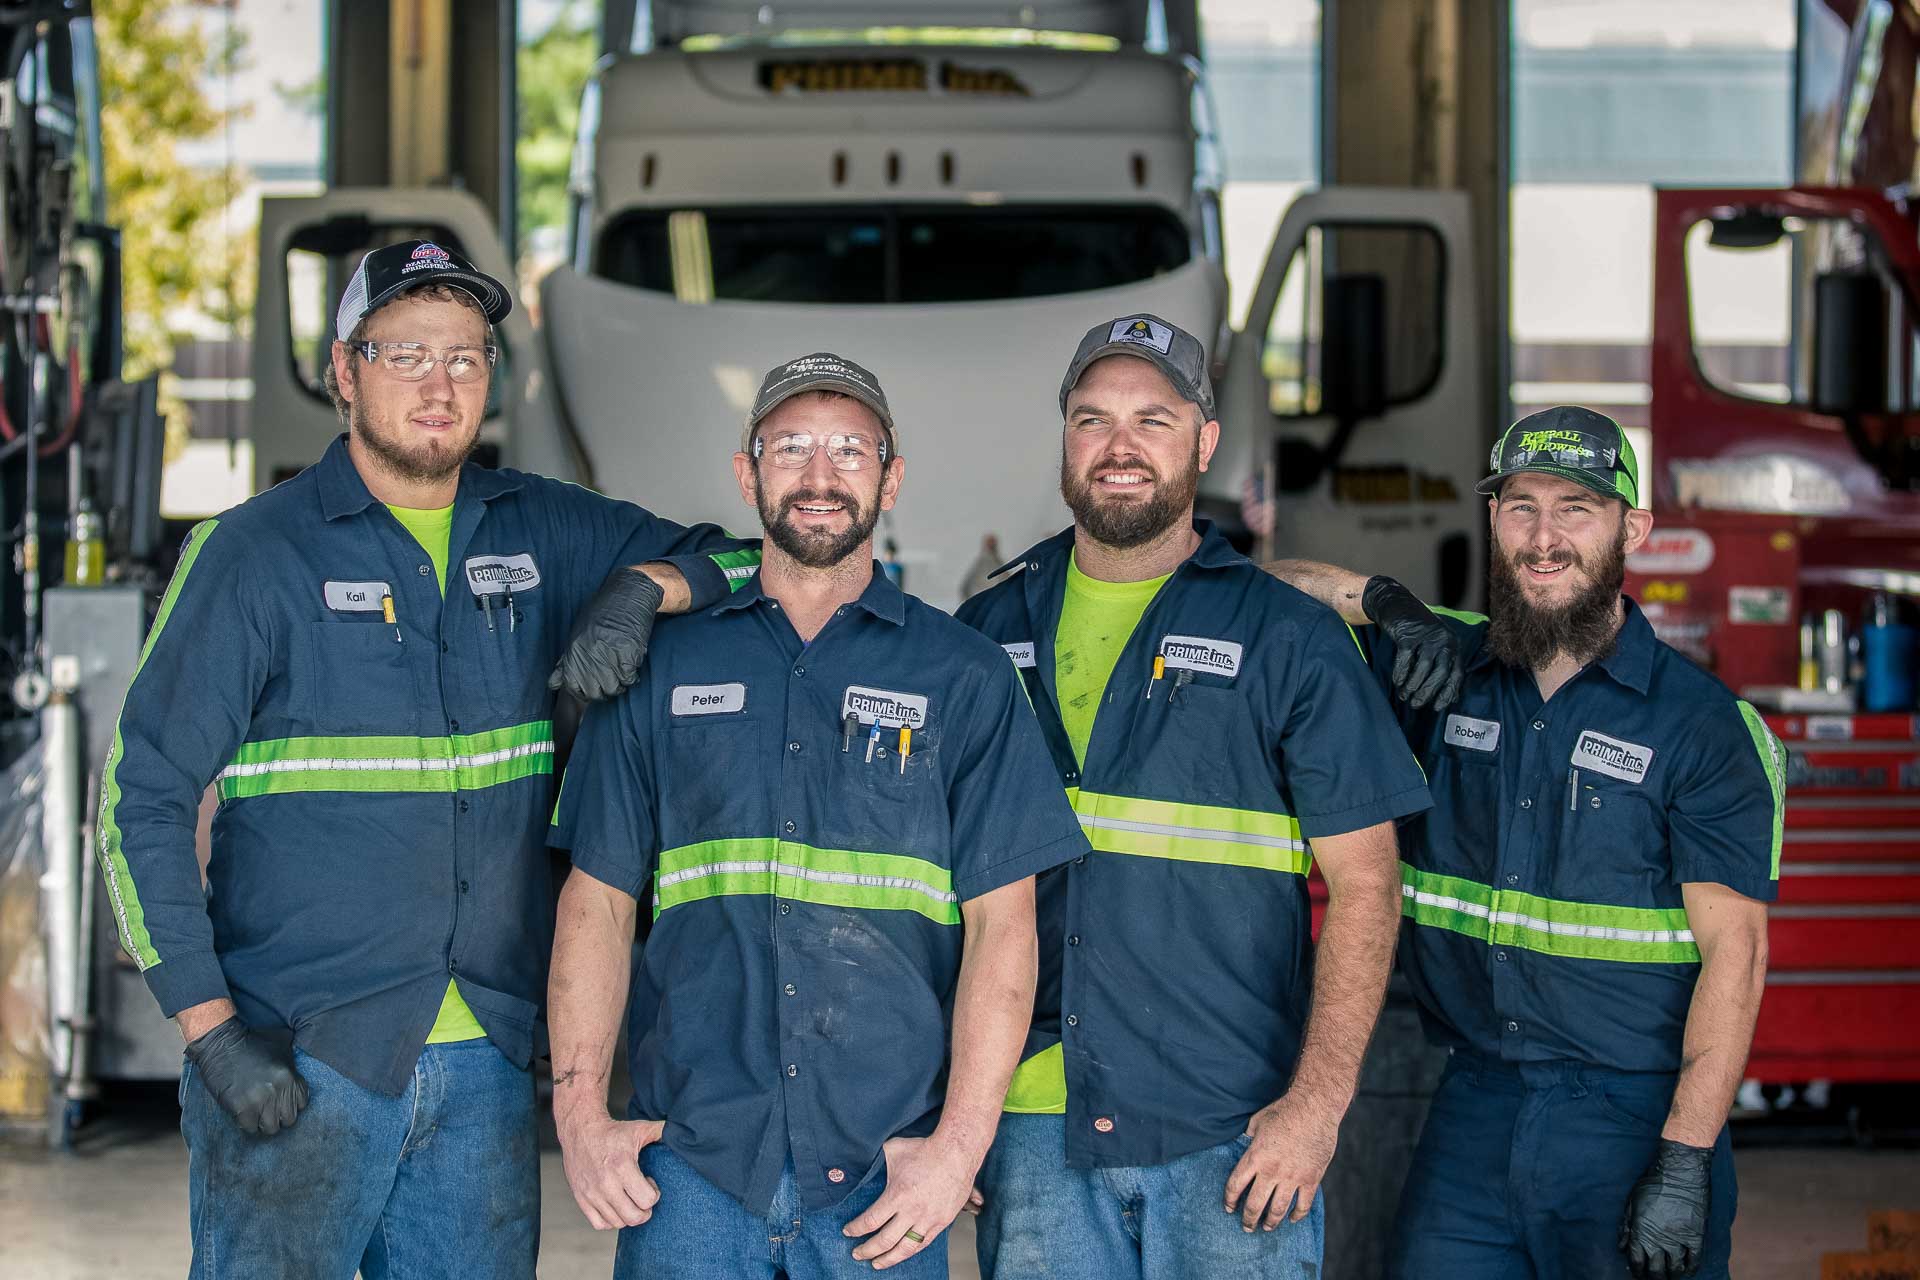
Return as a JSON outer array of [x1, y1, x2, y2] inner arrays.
[[517, 1, 597, 274], [95, 1, 252, 445]]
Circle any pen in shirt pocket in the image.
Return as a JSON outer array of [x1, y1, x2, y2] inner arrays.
[[1567, 767, 1579, 812]]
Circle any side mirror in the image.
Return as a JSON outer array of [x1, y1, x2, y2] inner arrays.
[[1321, 272, 1388, 423], [1708, 211, 1786, 250], [1812, 271, 1887, 416]]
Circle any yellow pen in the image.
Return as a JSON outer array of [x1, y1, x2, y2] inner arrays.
[[898, 725, 911, 775], [1145, 654, 1165, 699], [382, 593, 402, 644]]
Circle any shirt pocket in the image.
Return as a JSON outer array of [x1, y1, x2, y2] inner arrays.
[[462, 579, 555, 726], [1148, 682, 1266, 806], [831, 728, 942, 849], [662, 712, 766, 833], [296, 621, 421, 736], [1426, 745, 1504, 857], [1557, 777, 1670, 899]]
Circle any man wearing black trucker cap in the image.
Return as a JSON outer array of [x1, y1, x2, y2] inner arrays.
[[1269, 406, 1783, 1279], [98, 239, 754, 1278]]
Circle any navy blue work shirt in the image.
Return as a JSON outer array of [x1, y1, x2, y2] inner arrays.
[[553, 565, 1088, 1215], [957, 522, 1432, 1168], [1367, 598, 1785, 1073], [98, 434, 753, 1094]]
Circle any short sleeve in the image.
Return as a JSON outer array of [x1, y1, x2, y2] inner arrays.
[[552, 680, 661, 899], [1668, 700, 1784, 902], [944, 654, 1089, 902], [1277, 609, 1433, 839]]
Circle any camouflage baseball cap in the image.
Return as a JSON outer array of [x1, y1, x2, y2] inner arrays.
[[1476, 406, 1640, 508]]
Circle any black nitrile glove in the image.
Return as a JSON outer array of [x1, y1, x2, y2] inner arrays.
[[185, 1016, 308, 1137], [548, 569, 665, 703], [1619, 1138, 1713, 1279], [1361, 575, 1465, 710]]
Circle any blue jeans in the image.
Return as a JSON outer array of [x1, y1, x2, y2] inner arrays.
[[614, 1144, 948, 1280], [180, 1039, 539, 1280], [1388, 1050, 1737, 1280], [974, 1113, 1325, 1280]]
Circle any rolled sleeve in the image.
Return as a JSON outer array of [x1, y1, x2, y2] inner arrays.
[[1279, 609, 1433, 840], [944, 655, 1090, 902], [1669, 699, 1784, 902], [553, 682, 660, 900]]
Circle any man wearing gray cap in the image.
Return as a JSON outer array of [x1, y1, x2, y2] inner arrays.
[[546, 352, 1087, 1278], [954, 315, 1430, 1278], [98, 239, 753, 1277]]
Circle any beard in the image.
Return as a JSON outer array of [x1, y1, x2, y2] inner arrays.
[[1059, 435, 1202, 550], [758, 477, 880, 569], [349, 384, 476, 486], [1486, 517, 1629, 670]]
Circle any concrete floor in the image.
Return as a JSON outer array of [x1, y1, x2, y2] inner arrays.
[[1, 1113, 1913, 1279]]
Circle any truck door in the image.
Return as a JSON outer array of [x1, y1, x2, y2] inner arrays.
[[251, 189, 576, 493], [1216, 189, 1484, 609]]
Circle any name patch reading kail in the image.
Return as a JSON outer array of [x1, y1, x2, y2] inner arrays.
[[1571, 729, 1655, 784], [671, 683, 747, 716], [1159, 635, 1243, 679], [464, 553, 541, 596], [1002, 641, 1037, 669], [842, 685, 929, 729], [323, 580, 391, 612], [1444, 714, 1501, 752]]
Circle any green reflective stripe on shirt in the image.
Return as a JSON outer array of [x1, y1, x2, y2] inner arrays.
[[1430, 606, 1489, 624], [216, 721, 555, 799], [1736, 700, 1787, 879], [1399, 862, 1699, 964], [96, 518, 223, 970], [710, 549, 763, 592], [653, 837, 959, 924], [1071, 789, 1309, 874]]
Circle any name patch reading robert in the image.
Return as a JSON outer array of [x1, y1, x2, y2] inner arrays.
[[1572, 730, 1655, 784], [1003, 641, 1037, 669], [842, 685, 929, 729], [672, 683, 747, 716], [324, 580, 391, 612], [1444, 714, 1501, 752], [464, 553, 541, 596], [1159, 635, 1242, 679]]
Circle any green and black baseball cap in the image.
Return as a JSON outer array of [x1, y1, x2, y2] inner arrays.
[[1476, 406, 1641, 507]]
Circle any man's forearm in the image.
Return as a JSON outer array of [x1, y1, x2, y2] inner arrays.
[[633, 563, 690, 613], [935, 884, 1038, 1166], [1263, 560, 1373, 626], [549, 870, 637, 1130], [1664, 930, 1766, 1146], [1287, 853, 1399, 1112]]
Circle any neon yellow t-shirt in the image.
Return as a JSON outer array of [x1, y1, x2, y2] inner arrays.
[[387, 501, 487, 1045], [1004, 553, 1170, 1113]]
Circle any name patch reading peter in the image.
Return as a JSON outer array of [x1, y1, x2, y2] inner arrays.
[[672, 683, 747, 716], [1444, 714, 1501, 753], [464, 553, 541, 596], [1572, 730, 1655, 784], [1159, 635, 1243, 679], [324, 580, 391, 612], [842, 685, 929, 729]]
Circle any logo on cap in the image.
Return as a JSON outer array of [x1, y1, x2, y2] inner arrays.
[[1108, 316, 1174, 355], [411, 242, 451, 262]]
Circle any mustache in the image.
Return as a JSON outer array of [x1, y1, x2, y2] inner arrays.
[[1082, 455, 1159, 481], [780, 487, 859, 511]]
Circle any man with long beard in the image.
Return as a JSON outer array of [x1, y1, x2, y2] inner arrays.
[[955, 315, 1431, 1279], [98, 241, 752, 1277], [1272, 406, 1784, 1280], [546, 353, 1087, 1279]]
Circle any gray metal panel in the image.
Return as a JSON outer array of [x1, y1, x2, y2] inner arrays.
[[43, 586, 182, 1080]]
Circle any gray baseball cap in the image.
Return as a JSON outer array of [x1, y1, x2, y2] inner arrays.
[[743, 352, 895, 452], [1059, 314, 1216, 420]]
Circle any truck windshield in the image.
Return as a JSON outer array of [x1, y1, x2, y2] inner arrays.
[[595, 204, 1191, 303]]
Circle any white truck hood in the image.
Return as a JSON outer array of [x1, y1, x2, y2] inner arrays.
[[540, 258, 1226, 610]]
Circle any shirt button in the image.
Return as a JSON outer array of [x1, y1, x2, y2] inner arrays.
[[1074, 856, 1087, 866], [1531, 720, 1546, 731], [449, 719, 461, 732], [1068, 935, 1080, 946], [780, 903, 791, 915], [784, 983, 797, 996], [1519, 798, 1532, 809], [1506, 1020, 1520, 1032], [418, 564, 430, 576], [1495, 950, 1507, 962], [786, 1064, 798, 1077], [441, 641, 449, 653], [1065, 771, 1079, 783], [793, 666, 805, 677], [1506, 874, 1519, 885], [827, 1167, 846, 1183], [459, 880, 470, 894], [1590, 796, 1602, 809], [788, 741, 802, 754], [836, 607, 847, 616], [1027, 561, 1040, 571], [783, 820, 796, 834], [1065, 1014, 1079, 1027], [458, 800, 470, 813]]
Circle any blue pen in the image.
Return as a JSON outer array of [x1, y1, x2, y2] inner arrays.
[[865, 722, 881, 764]]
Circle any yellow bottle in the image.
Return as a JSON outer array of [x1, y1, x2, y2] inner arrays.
[[64, 501, 104, 587]]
